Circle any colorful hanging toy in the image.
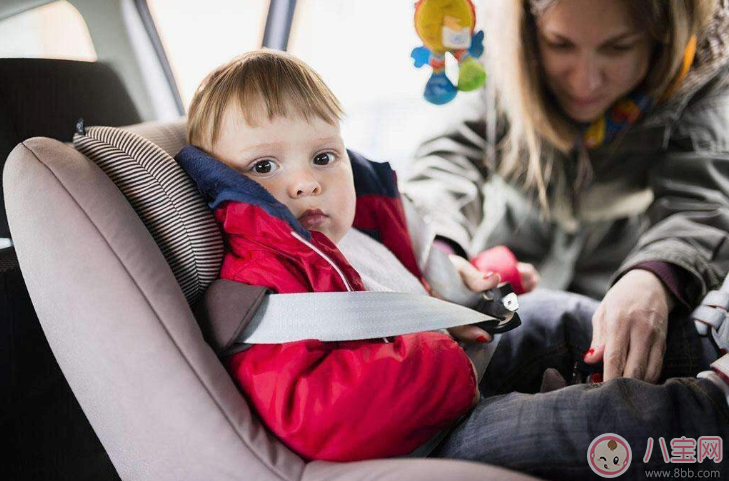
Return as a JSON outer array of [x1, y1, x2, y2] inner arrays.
[[411, 0, 486, 105]]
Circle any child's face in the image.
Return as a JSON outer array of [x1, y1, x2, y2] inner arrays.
[[212, 107, 356, 243]]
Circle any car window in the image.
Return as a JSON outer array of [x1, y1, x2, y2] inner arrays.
[[146, 0, 270, 108], [0, 1, 97, 61], [288, 0, 478, 173]]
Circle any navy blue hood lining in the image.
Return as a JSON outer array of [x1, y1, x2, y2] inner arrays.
[[176, 145, 311, 239], [175, 146, 398, 240], [348, 150, 398, 198]]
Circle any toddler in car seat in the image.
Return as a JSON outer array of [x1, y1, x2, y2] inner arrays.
[[175, 49, 526, 462]]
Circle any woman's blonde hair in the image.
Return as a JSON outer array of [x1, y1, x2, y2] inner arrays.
[[486, 0, 717, 210], [187, 49, 343, 151]]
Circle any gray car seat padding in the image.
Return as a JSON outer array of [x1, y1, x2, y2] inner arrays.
[[121, 118, 187, 158], [74, 126, 224, 305], [5, 138, 540, 481], [301, 459, 541, 481], [5, 138, 304, 481]]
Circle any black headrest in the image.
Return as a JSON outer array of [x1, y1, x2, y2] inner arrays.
[[0, 58, 142, 238]]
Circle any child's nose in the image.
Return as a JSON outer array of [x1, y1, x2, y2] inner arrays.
[[289, 172, 321, 198]]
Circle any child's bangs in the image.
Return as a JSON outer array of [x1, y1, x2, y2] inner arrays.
[[230, 57, 344, 127], [188, 50, 345, 150]]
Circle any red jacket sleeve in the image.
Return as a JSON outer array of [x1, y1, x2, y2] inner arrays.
[[227, 332, 477, 461]]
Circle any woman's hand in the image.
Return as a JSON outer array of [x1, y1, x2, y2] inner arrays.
[[584, 269, 674, 383], [517, 262, 540, 293], [447, 255, 501, 344]]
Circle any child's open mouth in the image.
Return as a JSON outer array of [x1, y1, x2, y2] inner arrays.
[[298, 209, 328, 229]]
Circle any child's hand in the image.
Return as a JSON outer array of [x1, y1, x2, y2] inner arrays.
[[516, 262, 540, 293], [449, 254, 502, 292], [447, 255, 501, 344]]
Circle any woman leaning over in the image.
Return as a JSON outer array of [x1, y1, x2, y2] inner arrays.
[[405, 0, 729, 386]]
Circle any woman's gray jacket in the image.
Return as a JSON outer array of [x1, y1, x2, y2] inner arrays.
[[404, 6, 729, 302]]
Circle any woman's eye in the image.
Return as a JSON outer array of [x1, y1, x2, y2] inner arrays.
[[547, 41, 572, 51], [251, 159, 277, 174], [611, 43, 634, 52], [313, 152, 336, 166]]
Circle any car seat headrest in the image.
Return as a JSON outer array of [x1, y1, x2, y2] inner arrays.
[[74, 125, 223, 305], [0, 58, 142, 239]]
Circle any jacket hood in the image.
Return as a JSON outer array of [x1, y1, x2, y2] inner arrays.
[[668, 0, 729, 102], [625, 0, 729, 133], [176, 145, 312, 240]]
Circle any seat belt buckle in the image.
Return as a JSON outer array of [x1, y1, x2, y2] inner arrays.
[[571, 359, 604, 385], [473, 283, 522, 335]]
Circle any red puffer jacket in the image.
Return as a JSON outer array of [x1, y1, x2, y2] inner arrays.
[[177, 147, 477, 461]]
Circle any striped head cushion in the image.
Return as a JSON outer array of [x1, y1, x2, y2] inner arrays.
[[74, 125, 224, 305]]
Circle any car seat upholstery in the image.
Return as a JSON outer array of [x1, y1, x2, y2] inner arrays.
[[4, 118, 541, 480], [0, 58, 144, 480]]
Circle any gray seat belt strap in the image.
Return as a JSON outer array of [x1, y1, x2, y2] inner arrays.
[[235, 196, 491, 345], [693, 273, 729, 345], [401, 196, 481, 306], [238, 291, 498, 344]]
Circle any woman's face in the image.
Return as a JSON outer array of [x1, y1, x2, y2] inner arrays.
[[536, 0, 654, 123]]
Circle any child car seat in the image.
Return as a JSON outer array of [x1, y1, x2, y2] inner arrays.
[[0, 58, 142, 480], [3, 120, 540, 481]]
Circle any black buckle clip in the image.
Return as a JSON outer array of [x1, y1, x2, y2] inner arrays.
[[571, 360, 604, 384], [473, 283, 522, 335]]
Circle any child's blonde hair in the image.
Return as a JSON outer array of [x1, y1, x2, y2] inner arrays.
[[187, 49, 344, 151]]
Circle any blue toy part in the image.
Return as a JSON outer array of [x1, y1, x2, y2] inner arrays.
[[424, 71, 458, 105], [469, 30, 484, 59], [411, 46, 431, 68]]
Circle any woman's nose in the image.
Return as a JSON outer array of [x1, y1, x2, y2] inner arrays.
[[570, 55, 602, 95], [288, 171, 321, 198]]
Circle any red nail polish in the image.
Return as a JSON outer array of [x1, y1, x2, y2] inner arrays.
[[592, 373, 603, 384], [583, 348, 595, 361], [476, 335, 489, 343]]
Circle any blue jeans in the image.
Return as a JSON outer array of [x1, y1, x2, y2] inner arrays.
[[433, 289, 729, 480]]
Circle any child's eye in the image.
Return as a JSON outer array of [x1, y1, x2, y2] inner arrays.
[[313, 152, 336, 166], [250, 159, 278, 174]]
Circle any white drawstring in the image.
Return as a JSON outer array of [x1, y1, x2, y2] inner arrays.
[[291, 231, 353, 292]]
